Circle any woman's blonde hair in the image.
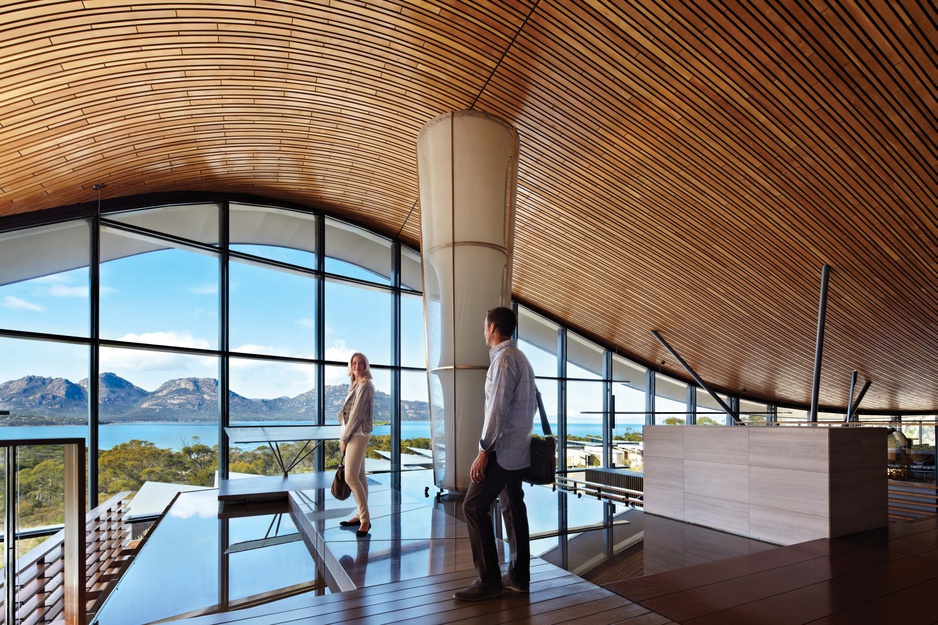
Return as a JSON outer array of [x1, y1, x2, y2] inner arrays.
[[347, 352, 373, 382]]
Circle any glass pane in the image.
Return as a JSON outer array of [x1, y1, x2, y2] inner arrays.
[[229, 257, 316, 358], [0, 220, 91, 337], [612, 356, 646, 421], [517, 307, 558, 378], [400, 245, 422, 291], [99, 227, 219, 350], [106, 202, 220, 244], [567, 332, 603, 380], [14, 444, 68, 558], [227, 513, 316, 602], [697, 388, 729, 425], [566, 380, 604, 470], [739, 399, 768, 425], [325, 218, 392, 285], [97, 346, 218, 503], [655, 374, 687, 425], [229, 357, 317, 424], [778, 406, 808, 424], [228, 356, 315, 477], [612, 355, 646, 468], [0, 337, 89, 436], [229, 202, 317, 268], [534, 379, 559, 475], [535, 379, 559, 435], [324, 364, 349, 425], [400, 370, 431, 469], [324, 278, 391, 366], [365, 368, 391, 472], [401, 292, 425, 369]]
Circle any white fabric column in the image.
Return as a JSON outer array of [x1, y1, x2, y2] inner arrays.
[[417, 110, 519, 492]]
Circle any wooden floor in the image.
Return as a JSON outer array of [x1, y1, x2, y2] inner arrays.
[[180, 559, 670, 624], [191, 474, 938, 625], [604, 516, 938, 625], [193, 472, 674, 624]]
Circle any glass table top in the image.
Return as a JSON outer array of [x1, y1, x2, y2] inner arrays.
[[92, 489, 321, 624]]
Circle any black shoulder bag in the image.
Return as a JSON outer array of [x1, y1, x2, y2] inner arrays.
[[523, 388, 556, 485]]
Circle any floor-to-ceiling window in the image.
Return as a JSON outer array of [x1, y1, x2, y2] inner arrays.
[[517, 306, 560, 468], [4, 193, 925, 538], [696, 387, 731, 425], [611, 355, 646, 469], [0, 221, 92, 539], [655, 374, 687, 425], [566, 332, 604, 470], [0, 198, 432, 517]]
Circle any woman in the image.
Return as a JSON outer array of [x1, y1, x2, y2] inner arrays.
[[337, 352, 375, 537]]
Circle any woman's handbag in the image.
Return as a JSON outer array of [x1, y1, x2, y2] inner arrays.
[[331, 458, 352, 500], [523, 388, 556, 485]]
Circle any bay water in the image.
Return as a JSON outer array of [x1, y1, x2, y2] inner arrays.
[[0, 421, 640, 451]]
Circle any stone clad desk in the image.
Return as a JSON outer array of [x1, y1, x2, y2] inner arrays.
[[225, 425, 343, 477], [643, 425, 888, 545]]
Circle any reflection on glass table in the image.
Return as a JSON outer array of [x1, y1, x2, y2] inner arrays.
[[92, 489, 320, 624]]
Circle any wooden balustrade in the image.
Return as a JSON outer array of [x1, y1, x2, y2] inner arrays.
[[0, 492, 135, 625]]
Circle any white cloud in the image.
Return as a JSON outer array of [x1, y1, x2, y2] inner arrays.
[[100, 347, 214, 375], [231, 343, 286, 357], [190, 283, 218, 295], [325, 340, 355, 384], [169, 492, 217, 519], [297, 317, 315, 328], [100, 332, 216, 388], [2, 296, 44, 312], [229, 359, 316, 398], [117, 331, 212, 350], [230, 344, 314, 359], [325, 339, 355, 363], [48, 284, 88, 298]]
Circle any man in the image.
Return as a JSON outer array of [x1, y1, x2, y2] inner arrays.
[[454, 306, 537, 601]]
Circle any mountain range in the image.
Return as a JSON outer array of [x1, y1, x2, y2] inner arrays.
[[0, 373, 430, 423]]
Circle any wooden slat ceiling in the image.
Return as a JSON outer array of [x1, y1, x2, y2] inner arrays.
[[1, 1, 936, 414]]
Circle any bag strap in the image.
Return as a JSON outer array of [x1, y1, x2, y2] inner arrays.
[[535, 387, 552, 437]]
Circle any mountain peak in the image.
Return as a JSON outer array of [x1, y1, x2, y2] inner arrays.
[[0, 375, 427, 422]]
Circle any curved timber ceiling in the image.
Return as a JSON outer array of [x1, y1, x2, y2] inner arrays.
[[1, 1, 936, 414]]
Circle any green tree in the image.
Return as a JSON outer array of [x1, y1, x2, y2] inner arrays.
[[99, 440, 173, 497]]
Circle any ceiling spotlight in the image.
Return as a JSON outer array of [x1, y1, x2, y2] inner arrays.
[[92, 183, 106, 191]]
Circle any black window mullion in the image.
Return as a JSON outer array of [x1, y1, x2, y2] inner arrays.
[[218, 201, 230, 480]]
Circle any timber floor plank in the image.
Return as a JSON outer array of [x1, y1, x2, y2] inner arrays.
[[179, 560, 647, 625]]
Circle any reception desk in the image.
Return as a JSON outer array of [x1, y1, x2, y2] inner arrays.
[[643, 425, 888, 545]]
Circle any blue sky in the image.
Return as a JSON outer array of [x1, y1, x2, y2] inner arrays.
[[1, 238, 654, 424], [0, 246, 424, 399]]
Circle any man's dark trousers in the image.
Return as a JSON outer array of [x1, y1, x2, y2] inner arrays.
[[462, 451, 530, 587]]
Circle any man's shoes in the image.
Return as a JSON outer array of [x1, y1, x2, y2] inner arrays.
[[453, 579, 503, 601], [501, 575, 529, 593]]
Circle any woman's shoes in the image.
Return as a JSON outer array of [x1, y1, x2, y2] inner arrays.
[[339, 518, 369, 536]]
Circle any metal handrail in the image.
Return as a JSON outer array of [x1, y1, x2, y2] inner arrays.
[[553, 474, 643, 507]]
